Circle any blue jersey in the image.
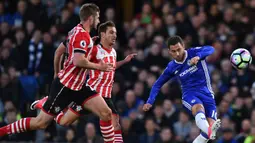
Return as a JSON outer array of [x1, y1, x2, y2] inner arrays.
[[147, 46, 215, 104]]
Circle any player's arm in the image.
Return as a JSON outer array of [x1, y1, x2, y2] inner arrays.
[[144, 63, 174, 110], [54, 42, 66, 78], [190, 46, 215, 65], [116, 61, 126, 69], [73, 53, 97, 69], [116, 53, 137, 69], [72, 33, 113, 71], [73, 53, 113, 71], [194, 46, 215, 60]]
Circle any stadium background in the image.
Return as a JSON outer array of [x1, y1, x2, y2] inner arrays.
[[0, 0, 255, 142]]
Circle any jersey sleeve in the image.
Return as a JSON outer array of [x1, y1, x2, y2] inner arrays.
[[62, 39, 67, 47], [60, 37, 69, 60], [146, 62, 174, 104], [191, 46, 215, 60], [73, 31, 90, 54], [62, 35, 68, 47]]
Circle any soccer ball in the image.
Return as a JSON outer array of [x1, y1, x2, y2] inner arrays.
[[230, 48, 252, 69]]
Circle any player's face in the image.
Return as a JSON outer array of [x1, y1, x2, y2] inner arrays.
[[169, 42, 185, 61], [92, 12, 100, 29], [104, 26, 117, 46]]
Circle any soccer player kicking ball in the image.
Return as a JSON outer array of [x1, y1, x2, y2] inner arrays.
[[143, 36, 221, 143], [30, 21, 136, 143], [0, 4, 117, 143]]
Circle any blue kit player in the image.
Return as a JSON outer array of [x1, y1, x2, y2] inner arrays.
[[143, 36, 221, 143]]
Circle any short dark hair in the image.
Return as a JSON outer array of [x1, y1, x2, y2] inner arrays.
[[98, 21, 115, 36], [79, 3, 100, 21], [167, 36, 184, 48]]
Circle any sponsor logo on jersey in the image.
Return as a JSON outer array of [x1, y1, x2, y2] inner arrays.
[[187, 60, 191, 66], [179, 65, 198, 77]]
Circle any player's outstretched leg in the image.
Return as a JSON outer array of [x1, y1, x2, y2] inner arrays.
[[30, 96, 75, 126], [83, 95, 115, 143], [112, 114, 123, 143], [192, 104, 221, 140], [0, 111, 54, 137]]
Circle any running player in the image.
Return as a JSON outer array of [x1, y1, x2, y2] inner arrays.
[[143, 36, 221, 143], [30, 21, 136, 143], [0, 4, 116, 143]]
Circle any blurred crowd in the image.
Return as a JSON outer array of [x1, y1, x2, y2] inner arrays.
[[1, 0, 255, 143]]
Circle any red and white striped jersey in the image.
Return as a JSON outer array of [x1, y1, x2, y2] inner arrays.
[[86, 44, 117, 98], [58, 24, 93, 91]]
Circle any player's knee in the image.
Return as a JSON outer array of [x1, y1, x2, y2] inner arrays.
[[100, 108, 112, 121], [34, 117, 50, 129], [58, 119, 72, 126], [192, 104, 205, 115]]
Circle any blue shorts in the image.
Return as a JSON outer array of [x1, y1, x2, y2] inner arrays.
[[182, 91, 217, 120]]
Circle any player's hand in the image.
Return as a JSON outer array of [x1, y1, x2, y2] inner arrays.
[[124, 53, 137, 63], [98, 60, 114, 71], [143, 103, 152, 112], [190, 56, 200, 65]]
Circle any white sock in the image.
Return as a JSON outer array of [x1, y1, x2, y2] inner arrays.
[[193, 134, 209, 143], [195, 111, 209, 134]]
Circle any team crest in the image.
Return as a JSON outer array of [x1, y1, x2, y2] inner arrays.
[[97, 50, 105, 59], [195, 46, 202, 49], [187, 60, 191, 66]]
